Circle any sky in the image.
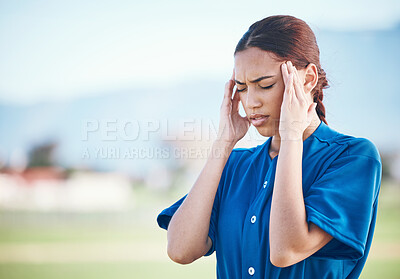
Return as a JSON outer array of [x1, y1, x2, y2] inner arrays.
[[1, 0, 400, 104]]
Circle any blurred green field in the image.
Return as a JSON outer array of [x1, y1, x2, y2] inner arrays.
[[0, 182, 399, 279]]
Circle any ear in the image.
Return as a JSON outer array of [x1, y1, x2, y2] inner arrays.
[[303, 63, 318, 95]]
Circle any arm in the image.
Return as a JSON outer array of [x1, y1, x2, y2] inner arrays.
[[270, 140, 333, 267], [269, 61, 332, 267], [167, 72, 250, 264], [167, 141, 233, 264]]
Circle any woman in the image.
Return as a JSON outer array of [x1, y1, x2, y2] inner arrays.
[[157, 15, 382, 278]]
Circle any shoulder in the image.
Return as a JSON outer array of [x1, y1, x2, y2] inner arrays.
[[328, 133, 381, 164], [306, 127, 382, 201], [311, 122, 381, 164], [343, 137, 381, 163]]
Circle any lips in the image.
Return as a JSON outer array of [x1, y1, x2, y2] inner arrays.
[[249, 114, 269, 127]]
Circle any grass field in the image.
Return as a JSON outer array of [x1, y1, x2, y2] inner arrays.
[[0, 181, 399, 279]]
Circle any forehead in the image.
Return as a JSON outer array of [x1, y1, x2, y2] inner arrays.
[[234, 47, 282, 78]]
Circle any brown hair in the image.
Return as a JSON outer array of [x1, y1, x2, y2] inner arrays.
[[234, 15, 329, 125]]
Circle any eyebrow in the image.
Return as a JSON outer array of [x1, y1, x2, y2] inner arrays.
[[235, 75, 276, 85]]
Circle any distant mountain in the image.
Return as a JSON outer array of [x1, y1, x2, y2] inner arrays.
[[1, 25, 399, 175]]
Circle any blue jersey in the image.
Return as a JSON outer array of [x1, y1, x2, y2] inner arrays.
[[157, 121, 382, 279]]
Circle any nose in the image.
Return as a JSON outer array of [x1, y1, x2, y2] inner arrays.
[[245, 88, 262, 110]]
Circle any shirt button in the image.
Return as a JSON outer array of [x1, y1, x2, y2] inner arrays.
[[248, 267, 255, 275], [251, 215, 256, 223], [263, 180, 268, 188]]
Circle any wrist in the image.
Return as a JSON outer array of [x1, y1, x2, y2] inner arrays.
[[279, 130, 304, 142], [211, 140, 235, 158], [279, 138, 303, 153], [280, 135, 303, 142]]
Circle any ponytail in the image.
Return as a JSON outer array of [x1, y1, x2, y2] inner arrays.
[[313, 67, 329, 125]]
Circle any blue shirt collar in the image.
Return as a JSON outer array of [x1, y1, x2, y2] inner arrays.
[[264, 120, 339, 162], [309, 120, 340, 143]]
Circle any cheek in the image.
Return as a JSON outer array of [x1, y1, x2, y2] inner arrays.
[[266, 86, 285, 115], [238, 96, 250, 115], [272, 84, 285, 104], [239, 94, 246, 106]]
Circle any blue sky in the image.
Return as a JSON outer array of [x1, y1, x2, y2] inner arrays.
[[1, 0, 400, 104]]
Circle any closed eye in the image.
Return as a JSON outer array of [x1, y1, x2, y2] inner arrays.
[[260, 83, 275, 90], [237, 83, 275, 92]]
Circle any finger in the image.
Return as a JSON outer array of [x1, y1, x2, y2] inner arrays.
[[293, 67, 306, 103], [232, 87, 241, 112], [295, 67, 311, 106], [281, 63, 288, 85], [221, 80, 235, 113], [231, 68, 235, 81], [285, 61, 295, 93], [283, 72, 294, 105], [293, 67, 304, 95], [289, 72, 295, 104], [223, 79, 235, 100], [287, 61, 293, 75]]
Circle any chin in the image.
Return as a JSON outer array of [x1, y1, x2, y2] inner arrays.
[[254, 126, 276, 138]]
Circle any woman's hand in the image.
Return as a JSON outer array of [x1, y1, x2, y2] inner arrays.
[[216, 70, 250, 146], [279, 61, 317, 141]]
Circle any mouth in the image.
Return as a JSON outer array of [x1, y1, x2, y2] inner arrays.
[[249, 114, 269, 127]]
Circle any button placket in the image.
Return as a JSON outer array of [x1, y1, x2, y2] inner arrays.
[[241, 174, 272, 278]]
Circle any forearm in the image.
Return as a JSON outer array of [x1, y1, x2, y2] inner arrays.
[[167, 140, 234, 263], [269, 140, 310, 261]]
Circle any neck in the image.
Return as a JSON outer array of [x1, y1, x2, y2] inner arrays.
[[269, 114, 321, 159]]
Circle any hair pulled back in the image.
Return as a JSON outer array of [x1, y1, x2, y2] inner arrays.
[[234, 15, 329, 125]]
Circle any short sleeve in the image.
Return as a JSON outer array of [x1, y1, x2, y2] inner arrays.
[[156, 150, 235, 257], [157, 194, 187, 231], [304, 146, 382, 260]]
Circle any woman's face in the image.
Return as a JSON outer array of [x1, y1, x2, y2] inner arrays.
[[234, 47, 288, 138]]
